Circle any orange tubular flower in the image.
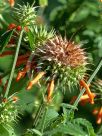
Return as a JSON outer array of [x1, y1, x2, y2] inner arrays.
[[92, 107, 102, 124], [80, 79, 95, 104], [47, 79, 54, 102], [16, 67, 28, 81], [12, 96, 19, 102], [92, 108, 99, 115], [16, 59, 27, 67], [96, 107, 102, 124], [16, 53, 30, 67], [0, 51, 14, 57], [70, 93, 96, 105], [17, 53, 30, 60], [8, 0, 15, 7], [80, 93, 96, 106], [27, 72, 45, 90]]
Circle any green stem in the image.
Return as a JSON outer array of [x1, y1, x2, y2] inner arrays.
[[4, 30, 24, 98], [33, 99, 44, 127], [73, 58, 102, 107], [41, 107, 48, 134]]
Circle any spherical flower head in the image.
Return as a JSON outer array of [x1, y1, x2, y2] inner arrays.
[[34, 36, 87, 91]]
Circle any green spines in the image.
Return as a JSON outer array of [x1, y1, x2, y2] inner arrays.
[[34, 35, 87, 91], [12, 3, 87, 91], [26, 25, 55, 49], [13, 3, 37, 26], [0, 100, 18, 124], [38, 61, 86, 91]]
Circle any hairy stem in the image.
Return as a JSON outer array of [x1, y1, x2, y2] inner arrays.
[[4, 30, 24, 98], [33, 99, 44, 127], [41, 107, 48, 134], [73, 58, 102, 107]]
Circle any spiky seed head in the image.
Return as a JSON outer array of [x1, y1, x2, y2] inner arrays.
[[28, 25, 55, 49], [13, 3, 37, 26], [34, 35, 87, 91], [0, 99, 18, 124]]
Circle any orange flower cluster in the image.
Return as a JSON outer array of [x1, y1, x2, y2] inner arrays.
[[27, 72, 45, 90], [16, 70, 55, 103], [70, 79, 102, 125], [17, 70, 55, 103], [70, 93, 96, 106], [70, 79, 96, 105], [79, 80, 95, 104]]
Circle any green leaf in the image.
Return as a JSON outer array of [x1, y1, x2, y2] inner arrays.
[[27, 129, 42, 136], [74, 118, 96, 136], [44, 108, 59, 128], [58, 0, 67, 4], [23, 134, 32, 136], [0, 55, 13, 73], [26, 29, 34, 49], [50, 6, 63, 21], [97, 125, 102, 135], [39, 0, 48, 7], [0, 125, 9, 136], [44, 116, 96, 136], [61, 103, 78, 110], [69, 8, 89, 22], [0, 30, 14, 53], [0, 124, 16, 136], [44, 123, 87, 136], [37, 107, 59, 132]]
